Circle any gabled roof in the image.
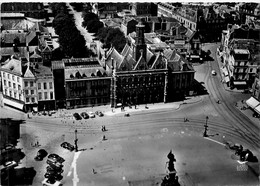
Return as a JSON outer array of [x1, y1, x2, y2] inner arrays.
[[151, 54, 165, 69], [163, 48, 194, 72], [1, 57, 23, 75], [30, 52, 42, 59], [0, 46, 29, 61], [106, 47, 124, 69], [133, 55, 148, 70], [24, 64, 35, 78]]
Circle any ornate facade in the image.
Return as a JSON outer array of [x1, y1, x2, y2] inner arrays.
[[104, 22, 195, 108]]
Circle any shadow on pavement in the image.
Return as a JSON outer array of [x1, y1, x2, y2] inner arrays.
[[192, 79, 209, 96], [1, 167, 36, 185]]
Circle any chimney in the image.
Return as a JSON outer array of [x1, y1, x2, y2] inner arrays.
[[111, 58, 114, 70]]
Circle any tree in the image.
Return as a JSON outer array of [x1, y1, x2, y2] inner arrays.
[[96, 27, 126, 52], [86, 20, 104, 33], [82, 12, 99, 28]]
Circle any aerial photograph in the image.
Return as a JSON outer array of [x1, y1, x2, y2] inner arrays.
[[0, 1, 259, 186]]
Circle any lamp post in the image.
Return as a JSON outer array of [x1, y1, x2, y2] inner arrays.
[[203, 116, 209, 137], [74, 129, 78, 152]]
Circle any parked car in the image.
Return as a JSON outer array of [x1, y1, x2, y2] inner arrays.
[[44, 172, 63, 181], [46, 160, 64, 169], [46, 166, 64, 173], [60, 142, 74, 151], [47, 154, 65, 163], [42, 178, 62, 186], [211, 70, 217, 76], [88, 112, 95, 118], [80, 112, 89, 119], [73, 113, 82, 120], [0, 160, 18, 171], [95, 111, 104, 117], [124, 113, 130, 117], [34, 149, 48, 161]]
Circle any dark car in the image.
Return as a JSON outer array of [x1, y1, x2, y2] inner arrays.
[[95, 111, 104, 117], [47, 165, 64, 173], [61, 142, 74, 151], [44, 172, 63, 181], [73, 113, 82, 120], [80, 112, 89, 119], [46, 160, 64, 169], [47, 154, 65, 163], [34, 149, 48, 161]]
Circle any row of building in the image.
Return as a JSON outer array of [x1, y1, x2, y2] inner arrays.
[[0, 21, 195, 112]]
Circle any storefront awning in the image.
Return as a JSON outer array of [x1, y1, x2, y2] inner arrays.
[[3, 97, 24, 110], [246, 97, 260, 109]]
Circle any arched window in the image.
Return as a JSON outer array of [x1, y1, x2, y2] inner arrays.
[[96, 70, 102, 77], [91, 73, 95, 77], [75, 71, 81, 78], [70, 74, 74, 79]]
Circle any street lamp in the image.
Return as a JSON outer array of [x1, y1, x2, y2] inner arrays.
[[74, 129, 78, 152], [203, 116, 209, 137]]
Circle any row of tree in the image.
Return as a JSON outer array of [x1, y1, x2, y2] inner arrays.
[[81, 7, 126, 53], [50, 3, 93, 59]]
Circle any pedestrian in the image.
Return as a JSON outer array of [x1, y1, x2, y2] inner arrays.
[[101, 126, 104, 132], [92, 169, 97, 174], [102, 135, 106, 141]]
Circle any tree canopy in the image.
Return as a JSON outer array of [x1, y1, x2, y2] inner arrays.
[[52, 9, 92, 58], [96, 27, 126, 53]]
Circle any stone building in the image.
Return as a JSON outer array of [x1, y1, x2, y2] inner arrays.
[[52, 58, 111, 109], [104, 22, 195, 107]]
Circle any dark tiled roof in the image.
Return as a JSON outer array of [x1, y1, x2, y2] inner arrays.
[[1, 30, 26, 44], [34, 64, 52, 77], [0, 46, 29, 61]]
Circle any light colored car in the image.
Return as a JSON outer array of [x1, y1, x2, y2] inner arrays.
[[88, 112, 95, 118], [211, 70, 217, 76]]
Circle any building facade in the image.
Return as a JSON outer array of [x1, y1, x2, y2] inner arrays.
[[0, 57, 25, 111], [104, 22, 195, 107], [52, 58, 111, 109]]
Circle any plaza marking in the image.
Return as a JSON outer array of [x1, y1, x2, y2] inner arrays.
[[204, 137, 226, 146], [67, 151, 82, 186]]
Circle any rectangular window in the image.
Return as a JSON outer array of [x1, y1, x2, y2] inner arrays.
[[50, 92, 53, 99], [44, 92, 48, 99], [12, 75, 15, 81], [9, 91, 12, 97], [31, 90, 34, 95], [18, 85, 21, 90], [25, 81, 28, 87], [7, 74, 10, 79], [31, 97, 35, 103], [3, 72, 5, 77], [25, 90, 29, 95], [4, 80, 6, 86], [8, 81, 11, 87], [19, 94, 21, 100], [44, 83, 47, 89], [17, 77, 20, 82], [14, 92, 17, 98], [13, 83, 16, 89], [49, 82, 53, 89], [38, 83, 41, 89], [30, 81, 34, 87], [26, 97, 29, 102], [39, 92, 42, 100]]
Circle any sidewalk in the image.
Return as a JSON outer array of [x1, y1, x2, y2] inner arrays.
[[30, 96, 202, 120]]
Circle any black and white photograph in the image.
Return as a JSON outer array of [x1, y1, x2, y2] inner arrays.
[[0, 1, 260, 186]]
